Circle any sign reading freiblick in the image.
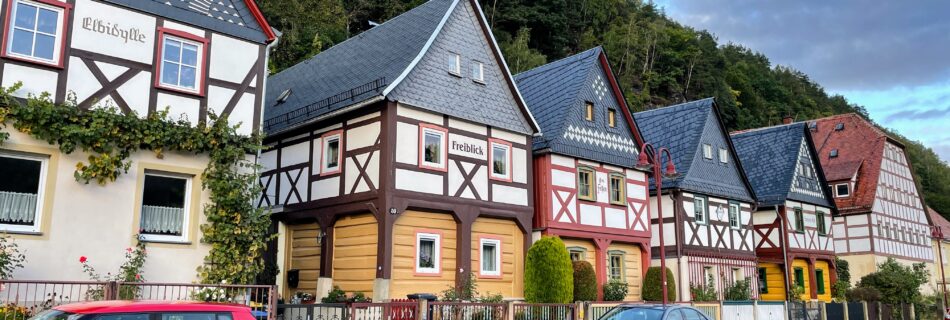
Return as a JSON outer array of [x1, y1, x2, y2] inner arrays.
[[448, 134, 486, 159]]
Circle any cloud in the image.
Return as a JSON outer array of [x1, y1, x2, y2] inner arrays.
[[885, 106, 950, 123], [657, 1, 950, 91]]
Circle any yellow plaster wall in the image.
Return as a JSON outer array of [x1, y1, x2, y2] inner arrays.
[[562, 238, 597, 268], [333, 213, 378, 296], [391, 211, 457, 299], [470, 217, 525, 298], [758, 262, 786, 301]]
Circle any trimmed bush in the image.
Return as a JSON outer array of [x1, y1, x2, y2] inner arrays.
[[572, 261, 597, 302], [524, 236, 573, 303], [603, 280, 628, 301], [723, 278, 752, 301], [641, 266, 676, 302]]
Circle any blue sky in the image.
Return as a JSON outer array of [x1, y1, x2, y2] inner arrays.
[[654, 1, 950, 162]]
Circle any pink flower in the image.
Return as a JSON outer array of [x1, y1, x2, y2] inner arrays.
[[126, 247, 132, 253], [79, 256, 87, 264], [135, 274, 141, 280]]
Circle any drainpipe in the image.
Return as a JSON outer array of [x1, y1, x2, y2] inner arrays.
[[779, 205, 792, 302]]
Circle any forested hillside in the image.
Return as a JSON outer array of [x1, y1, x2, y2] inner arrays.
[[256, 0, 950, 216]]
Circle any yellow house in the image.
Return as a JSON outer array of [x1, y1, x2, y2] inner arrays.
[[929, 207, 950, 296]]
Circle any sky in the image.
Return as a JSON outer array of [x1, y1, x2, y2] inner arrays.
[[653, 1, 950, 162]]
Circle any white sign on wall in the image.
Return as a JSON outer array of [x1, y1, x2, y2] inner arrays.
[[595, 172, 608, 204], [804, 214, 817, 228], [72, 0, 156, 64], [448, 134, 486, 160]]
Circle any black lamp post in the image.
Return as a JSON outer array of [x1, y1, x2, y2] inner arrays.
[[635, 143, 679, 306]]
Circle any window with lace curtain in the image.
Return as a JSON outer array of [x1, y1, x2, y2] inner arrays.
[[140, 172, 191, 243], [415, 232, 441, 274], [0, 151, 47, 233]]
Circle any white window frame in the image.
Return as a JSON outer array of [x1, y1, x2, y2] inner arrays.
[[448, 53, 461, 75], [489, 139, 511, 181], [419, 125, 448, 171], [157, 33, 206, 94], [471, 61, 484, 83], [479, 238, 502, 277], [834, 183, 850, 198], [139, 172, 192, 243], [415, 232, 441, 274], [694, 196, 707, 225], [4, 0, 67, 66], [703, 144, 713, 160], [728, 203, 740, 229], [321, 131, 343, 175], [0, 150, 48, 233], [719, 148, 728, 164]]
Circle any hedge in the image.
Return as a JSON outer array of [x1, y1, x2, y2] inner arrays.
[[524, 236, 573, 303], [642, 266, 676, 302], [572, 261, 597, 302]]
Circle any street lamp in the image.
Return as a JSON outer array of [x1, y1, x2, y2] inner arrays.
[[635, 143, 679, 306]]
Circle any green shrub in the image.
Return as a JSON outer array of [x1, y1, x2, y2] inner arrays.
[[322, 286, 346, 303], [832, 280, 851, 301], [722, 278, 752, 301], [603, 280, 628, 301], [846, 286, 881, 302], [572, 261, 597, 302], [690, 277, 717, 302], [641, 267, 676, 302], [524, 236, 573, 303]]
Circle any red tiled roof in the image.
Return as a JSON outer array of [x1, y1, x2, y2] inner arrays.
[[809, 113, 889, 214], [929, 207, 950, 240]]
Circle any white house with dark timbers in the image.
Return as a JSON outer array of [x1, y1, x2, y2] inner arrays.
[[260, 0, 539, 301], [0, 0, 275, 281]]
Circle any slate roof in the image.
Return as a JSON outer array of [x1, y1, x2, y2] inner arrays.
[[263, 0, 539, 136], [514, 47, 642, 167], [103, 0, 274, 44], [810, 113, 891, 214], [731, 123, 834, 207], [633, 98, 756, 202]]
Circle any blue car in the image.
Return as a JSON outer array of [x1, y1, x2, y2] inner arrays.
[[598, 304, 713, 320]]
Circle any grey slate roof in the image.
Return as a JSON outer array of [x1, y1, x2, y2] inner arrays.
[[103, 0, 271, 44], [263, 0, 538, 136], [731, 123, 834, 207], [514, 47, 640, 167], [633, 98, 756, 202]]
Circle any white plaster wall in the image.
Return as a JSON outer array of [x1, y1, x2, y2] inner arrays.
[[71, 0, 156, 64], [2, 64, 58, 98], [209, 34, 258, 83]]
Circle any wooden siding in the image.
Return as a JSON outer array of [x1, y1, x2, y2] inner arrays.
[[391, 211, 457, 299], [562, 238, 597, 271], [758, 262, 786, 301], [286, 223, 322, 297], [607, 243, 643, 301], [792, 259, 811, 301], [470, 217, 524, 297], [815, 260, 832, 302], [333, 214, 378, 296]]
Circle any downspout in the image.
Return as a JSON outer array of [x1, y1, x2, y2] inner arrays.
[[779, 205, 792, 302], [670, 191, 683, 301]]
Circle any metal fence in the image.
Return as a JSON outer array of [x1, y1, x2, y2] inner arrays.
[[511, 303, 574, 320], [348, 301, 417, 320], [788, 301, 820, 320], [692, 302, 721, 320], [276, 303, 349, 320]]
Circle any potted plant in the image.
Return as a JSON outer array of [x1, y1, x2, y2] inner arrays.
[[294, 292, 316, 304]]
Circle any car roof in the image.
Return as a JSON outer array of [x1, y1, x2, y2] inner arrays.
[[614, 304, 698, 311], [55, 301, 251, 314]]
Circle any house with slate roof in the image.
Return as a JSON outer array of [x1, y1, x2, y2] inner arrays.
[[732, 121, 838, 302], [633, 98, 759, 301], [810, 113, 934, 289], [0, 0, 275, 281], [514, 47, 650, 301], [260, 0, 539, 301]]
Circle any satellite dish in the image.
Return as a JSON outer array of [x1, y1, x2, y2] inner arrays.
[[276, 89, 292, 105]]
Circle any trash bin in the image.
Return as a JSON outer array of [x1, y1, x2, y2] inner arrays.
[[407, 293, 437, 320]]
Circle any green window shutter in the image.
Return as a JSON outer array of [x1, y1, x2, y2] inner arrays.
[[794, 268, 805, 289], [816, 269, 825, 294]]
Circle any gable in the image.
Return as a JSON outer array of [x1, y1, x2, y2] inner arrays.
[[680, 107, 754, 202], [387, 0, 533, 134], [788, 138, 832, 207]]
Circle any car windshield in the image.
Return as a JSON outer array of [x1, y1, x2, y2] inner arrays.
[[29, 310, 75, 320], [600, 307, 664, 320]]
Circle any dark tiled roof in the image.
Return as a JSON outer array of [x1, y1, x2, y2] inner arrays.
[[731, 123, 834, 208], [633, 98, 756, 202], [810, 113, 888, 214], [514, 47, 640, 167], [104, 0, 272, 43]]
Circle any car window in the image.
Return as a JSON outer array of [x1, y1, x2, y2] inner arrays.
[[162, 313, 218, 320], [600, 307, 664, 320], [29, 310, 74, 320], [680, 309, 708, 320], [217, 314, 233, 320], [666, 310, 685, 320], [95, 314, 150, 320]]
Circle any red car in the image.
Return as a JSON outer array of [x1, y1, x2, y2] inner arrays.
[[29, 301, 257, 320]]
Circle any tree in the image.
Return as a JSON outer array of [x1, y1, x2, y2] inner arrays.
[[572, 261, 597, 302], [524, 236, 573, 303], [856, 258, 929, 304], [499, 28, 547, 74], [641, 266, 676, 302]]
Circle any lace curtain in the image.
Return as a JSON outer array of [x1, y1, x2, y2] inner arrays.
[[140, 205, 184, 235], [0, 191, 37, 224]]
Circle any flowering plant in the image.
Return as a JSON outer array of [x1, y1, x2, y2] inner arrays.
[[0, 235, 25, 279], [192, 287, 231, 303], [79, 236, 147, 299]]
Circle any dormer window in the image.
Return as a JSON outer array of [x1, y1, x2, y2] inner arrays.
[[471, 61, 484, 83], [830, 149, 839, 158], [608, 109, 616, 127], [834, 123, 845, 131], [584, 102, 594, 121], [4, 0, 70, 67], [703, 144, 713, 160], [835, 183, 850, 198], [448, 53, 461, 75]]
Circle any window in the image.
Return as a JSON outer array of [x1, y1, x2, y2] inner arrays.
[[584, 102, 594, 121], [489, 139, 511, 181], [793, 208, 805, 233], [4, 0, 68, 66], [732, 268, 743, 282], [693, 196, 707, 224], [834, 123, 844, 131], [320, 131, 342, 175], [479, 238, 501, 277], [816, 211, 827, 235], [757, 268, 768, 294], [829, 149, 839, 158], [835, 183, 850, 197], [577, 167, 596, 201], [608, 251, 624, 281], [0, 151, 47, 232], [568, 247, 586, 262], [160, 313, 218, 320], [728, 202, 740, 229], [140, 172, 191, 243], [607, 109, 616, 127], [793, 267, 805, 290], [719, 148, 729, 164], [702, 144, 713, 160], [680, 309, 709, 320], [703, 266, 715, 287], [448, 53, 460, 75], [157, 29, 207, 94], [419, 124, 447, 171], [415, 232, 441, 274], [471, 61, 484, 83], [666, 310, 685, 320], [815, 269, 825, 294], [96, 314, 150, 320], [609, 173, 625, 206]]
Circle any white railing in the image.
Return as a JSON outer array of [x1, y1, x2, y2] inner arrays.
[[140, 205, 184, 234], [0, 191, 37, 224]]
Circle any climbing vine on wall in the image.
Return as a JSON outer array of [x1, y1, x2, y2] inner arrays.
[[0, 84, 272, 284]]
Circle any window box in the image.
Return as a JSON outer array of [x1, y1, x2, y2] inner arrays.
[[320, 130, 343, 176], [577, 166, 596, 202], [418, 123, 447, 172], [415, 231, 441, 275], [139, 172, 192, 243], [489, 139, 512, 182], [479, 237, 501, 278], [2, 0, 71, 68], [0, 150, 48, 233], [154, 28, 208, 96]]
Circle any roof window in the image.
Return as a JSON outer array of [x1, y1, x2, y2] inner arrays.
[[834, 123, 844, 131], [830, 149, 839, 158]]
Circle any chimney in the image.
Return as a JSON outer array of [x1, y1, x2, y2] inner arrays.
[[782, 116, 793, 125]]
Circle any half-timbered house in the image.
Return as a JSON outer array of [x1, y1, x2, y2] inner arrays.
[[732, 121, 838, 302], [514, 47, 650, 301], [0, 0, 275, 281], [810, 113, 934, 287], [633, 98, 759, 301], [261, 0, 539, 301]]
